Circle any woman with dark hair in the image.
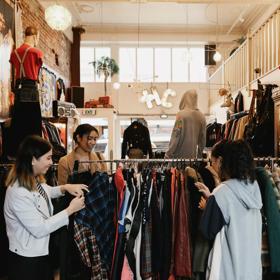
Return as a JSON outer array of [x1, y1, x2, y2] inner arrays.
[[195, 140, 262, 280], [58, 123, 107, 185], [4, 135, 88, 280]]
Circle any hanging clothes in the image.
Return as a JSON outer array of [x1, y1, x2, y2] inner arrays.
[[256, 167, 280, 273], [74, 172, 116, 274], [121, 121, 153, 159]]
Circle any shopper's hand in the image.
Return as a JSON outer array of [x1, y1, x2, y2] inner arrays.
[[198, 196, 207, 210], [61, 184, 89, 197], [67, 196, 85, 215], [195, 182, 211, 198]]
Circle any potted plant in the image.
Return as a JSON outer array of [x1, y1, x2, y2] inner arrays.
[[90, 56, 119, 97]]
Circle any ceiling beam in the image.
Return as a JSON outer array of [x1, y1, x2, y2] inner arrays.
[[39, 0, 280, 4], [82, 23, 243, 34]]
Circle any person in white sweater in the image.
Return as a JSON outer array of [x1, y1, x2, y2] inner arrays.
[[4, 135, 88, 280]]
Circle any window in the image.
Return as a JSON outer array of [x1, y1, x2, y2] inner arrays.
[[80, 47, 111, 83], [172, 48, 188, 82], [95, 48, 111, 82], [80, 47, 95, 82], [189, 47, 207, 82], [137, 48, 153, 82], [119, 46, 206, 83], [119, 48, 136, 82], [155, 48, 171, 82]]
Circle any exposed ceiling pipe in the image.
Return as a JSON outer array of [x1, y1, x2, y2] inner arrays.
[[226, 5, 250, 35]]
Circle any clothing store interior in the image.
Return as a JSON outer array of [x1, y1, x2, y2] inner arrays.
[[1, 0, 280, 280]]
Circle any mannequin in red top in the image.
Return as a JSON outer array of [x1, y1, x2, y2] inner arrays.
[[8, 26, 43, 158]]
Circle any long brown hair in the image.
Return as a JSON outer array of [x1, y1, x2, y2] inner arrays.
[[6, 136, 52, 191]]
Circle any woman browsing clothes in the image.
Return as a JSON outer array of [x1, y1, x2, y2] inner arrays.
[[58, 124, 107, 185], [195, 140, 262, 280], [4, 135, 88, 280]]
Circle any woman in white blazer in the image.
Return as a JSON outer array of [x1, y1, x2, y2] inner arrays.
[[4, 135, 88, 280]]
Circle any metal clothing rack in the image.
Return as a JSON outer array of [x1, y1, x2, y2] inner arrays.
[[77, 158, 206, 163], [0, 157, 278, 169], [76, 157, 280, 170], [76, 157, 280, 163]]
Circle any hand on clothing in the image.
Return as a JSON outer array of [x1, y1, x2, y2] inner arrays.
[[62, 184, 89, 197], [198, 196, 207, 210], [67, 196, 85, 215], [195, 182, 211, 198]]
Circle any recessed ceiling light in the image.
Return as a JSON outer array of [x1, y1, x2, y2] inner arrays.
[[76, 4, 94, 13]]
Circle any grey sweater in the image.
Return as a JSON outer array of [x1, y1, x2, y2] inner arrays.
[[165, 108, 206, 158]]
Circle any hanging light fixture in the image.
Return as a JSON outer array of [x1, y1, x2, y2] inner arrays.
[[213, 4, 222, 62], [213, 51, 222, 62], [45, 4, 72, 31]]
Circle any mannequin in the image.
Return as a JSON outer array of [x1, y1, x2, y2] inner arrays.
[[165, 89, 206, 159], [121, 119, 153, 159], [8, 26, 43, 158]]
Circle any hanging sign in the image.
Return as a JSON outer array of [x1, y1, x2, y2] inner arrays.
[[140, 86, 176, 109]]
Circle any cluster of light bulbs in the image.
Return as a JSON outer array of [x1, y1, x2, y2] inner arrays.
[[139, 86, 176, 109]]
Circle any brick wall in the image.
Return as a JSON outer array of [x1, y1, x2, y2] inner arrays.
[[5, 0, 71, 83]]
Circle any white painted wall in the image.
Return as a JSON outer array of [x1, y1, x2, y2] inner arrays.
[[81, 82, 210, 115]]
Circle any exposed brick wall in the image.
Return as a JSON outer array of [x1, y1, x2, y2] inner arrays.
[[8, 0, 71, 83]]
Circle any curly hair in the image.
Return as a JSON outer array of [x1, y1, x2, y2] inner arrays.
[[212, 140, 255, 183]]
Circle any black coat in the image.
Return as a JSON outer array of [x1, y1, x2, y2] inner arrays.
[[121, 121, 153, 158]]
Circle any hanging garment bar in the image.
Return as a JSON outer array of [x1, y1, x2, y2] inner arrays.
[[76, 158, 206, 163], [75, 157, 280, 164]]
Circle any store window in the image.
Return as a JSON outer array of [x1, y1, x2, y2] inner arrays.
[[155, 48, 171, 82], [80, 47, 111, 83], [119, 46, 206, 83], [172, 48, 189, 82], [119, 48, 136, 82], [189, 47, 207, 82], [137, 48, 153, 82]]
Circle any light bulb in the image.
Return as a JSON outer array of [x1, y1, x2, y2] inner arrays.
[[45, 5, 72, 31], [113, 82, 120, 90], [213, 51, 222, 62]]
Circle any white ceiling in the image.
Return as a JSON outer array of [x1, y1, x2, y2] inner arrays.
[[39, 1, 280, 39]]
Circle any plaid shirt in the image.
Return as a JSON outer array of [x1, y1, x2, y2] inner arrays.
[[74, 172, 116, 271], [74, 221, 108, 280]]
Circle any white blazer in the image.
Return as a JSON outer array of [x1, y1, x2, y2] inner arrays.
[[4, 180, 69, 257]]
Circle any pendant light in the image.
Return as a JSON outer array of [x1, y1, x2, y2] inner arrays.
[[45, 4, 72, 31], [213, 4, 222, 62]]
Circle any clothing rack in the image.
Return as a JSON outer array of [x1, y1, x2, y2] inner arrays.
[[76, 157, 280, 163], [77, 158, 206, 163], [230, 110, 249, 120], [0, 157, 278, 169]]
